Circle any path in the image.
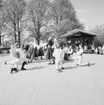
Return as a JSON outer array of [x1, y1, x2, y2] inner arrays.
[[0, 54, 104, 105]]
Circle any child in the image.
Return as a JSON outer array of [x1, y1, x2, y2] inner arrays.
[[53, 43, 65, 72]]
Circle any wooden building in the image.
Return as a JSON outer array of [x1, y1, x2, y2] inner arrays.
[[59, 29, 98, 46]]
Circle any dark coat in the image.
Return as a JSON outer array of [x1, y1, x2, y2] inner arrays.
[[38, 47, 44, 56], [46, 46, 53, 59]]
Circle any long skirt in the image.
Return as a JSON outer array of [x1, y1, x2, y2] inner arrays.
[[46, 47, 53, 59], [38, 47, 44, 56], [34, 47, 38, 58]]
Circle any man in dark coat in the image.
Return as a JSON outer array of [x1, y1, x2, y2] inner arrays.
[[47, 37, 54, 64]]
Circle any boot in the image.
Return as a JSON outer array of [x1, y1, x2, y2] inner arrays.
[[11, 68, 18, 74], [21, 61, 27, 70], [11, 68, 14, 74]]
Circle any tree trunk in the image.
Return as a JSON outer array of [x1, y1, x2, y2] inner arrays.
[[0, 34, 1, 45], [36, 21, 41, 45], [14, 32, 17, 43], [18, 31, 21, 48], [36, 30, 40, 45], [17, 16, 21, 48], [14, 23, 17, 43]]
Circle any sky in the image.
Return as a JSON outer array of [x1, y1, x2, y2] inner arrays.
[[26, 0, 104, 30], [71, 0, 104, 30]]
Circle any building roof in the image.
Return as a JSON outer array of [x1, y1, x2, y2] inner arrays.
[[60, 29, 98, 38]]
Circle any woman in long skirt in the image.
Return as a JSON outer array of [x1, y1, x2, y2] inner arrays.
[[47, 45, 54, 64]]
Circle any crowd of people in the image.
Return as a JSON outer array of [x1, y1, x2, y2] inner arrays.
[[83, 44, 104, 55], [68, 39, 104, 55], [5, 37, 90, 74]]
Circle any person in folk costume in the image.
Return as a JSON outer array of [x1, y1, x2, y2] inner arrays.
[[5, 43, 28, 73], [42, 43, 47, 56], [74, 44, 84, 66], [24, 43, 30, 52], [102, 45, 104, 55], [5, 43, 19, 73], [95, 47, 98, 54], [53, 38, 59, 49], [16, 44, 28, 70], [65, 45, 73, 60], [47, 37, 54, 64], [38, 40, 44, 59], [53, 43, 65, 72], [98, 46, 102, 54], [91, 45, 95, 54], [63, 44, 69, 60], [32, 39, 39, 60], [68, 45, 73, 55], [52, 38, 59, 64], [26, 41, 35, 63]]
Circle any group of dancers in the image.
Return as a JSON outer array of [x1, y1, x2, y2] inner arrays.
[[5, 37, 87, 74]]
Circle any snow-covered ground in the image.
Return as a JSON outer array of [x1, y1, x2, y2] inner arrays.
[[0, 54, 104, 105]]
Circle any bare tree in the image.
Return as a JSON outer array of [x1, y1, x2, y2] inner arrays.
[[0, 0, 5, 45], [47, 0, 84, 36], [27, 0, 49, 45], [2, 0, 26, 47], [91, 25, 104, 46]]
